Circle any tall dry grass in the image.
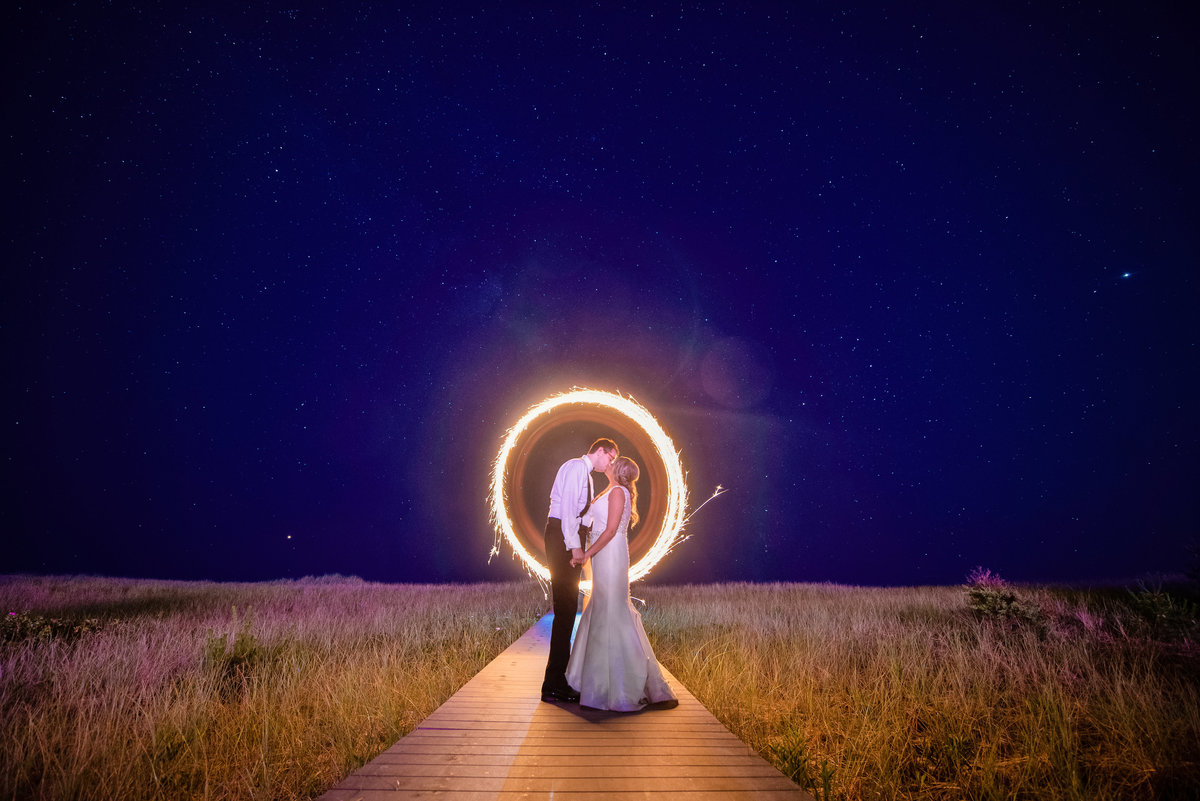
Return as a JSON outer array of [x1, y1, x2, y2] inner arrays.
[[0, 575, 546, 800], [639, 581, 1200, 800], [5, 575, 1197, 800]]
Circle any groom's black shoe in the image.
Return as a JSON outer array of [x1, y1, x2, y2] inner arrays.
[[541, 686, 581, 704]]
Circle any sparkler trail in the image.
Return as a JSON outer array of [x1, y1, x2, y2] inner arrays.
[[489, 388, 692, 590]]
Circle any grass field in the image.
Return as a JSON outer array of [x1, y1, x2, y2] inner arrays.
[[0, 575, 547, 800], [2, 574, 1197, 799], [641, 578, 1200, 800]]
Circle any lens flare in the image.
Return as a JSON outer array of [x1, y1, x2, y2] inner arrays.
[[490, 389, 688, 590]]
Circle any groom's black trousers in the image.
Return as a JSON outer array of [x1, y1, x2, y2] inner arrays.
[[542, 517, 581, 693]]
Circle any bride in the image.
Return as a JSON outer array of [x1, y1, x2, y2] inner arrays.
[[565, 456, 678, 712]]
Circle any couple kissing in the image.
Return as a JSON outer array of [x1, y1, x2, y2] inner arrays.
[[540, 438, 678, 712]]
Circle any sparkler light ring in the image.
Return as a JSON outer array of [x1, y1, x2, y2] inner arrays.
[[490, 389, 688, 590]]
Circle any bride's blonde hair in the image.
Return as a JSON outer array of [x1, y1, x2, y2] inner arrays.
[[612, 456, 640, 529]]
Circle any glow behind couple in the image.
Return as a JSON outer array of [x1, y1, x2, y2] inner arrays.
[[489, 388, 690, 590]]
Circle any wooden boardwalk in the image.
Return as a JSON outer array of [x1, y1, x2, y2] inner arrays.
[[318, 612, 812, 800]]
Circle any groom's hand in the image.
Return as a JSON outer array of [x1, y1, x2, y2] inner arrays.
[[570, 548, 584, 568]]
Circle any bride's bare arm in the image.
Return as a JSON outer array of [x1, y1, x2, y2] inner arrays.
[[584, 490, 625, 560]]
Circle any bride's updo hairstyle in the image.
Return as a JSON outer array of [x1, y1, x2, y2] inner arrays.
[[612, 456, 640, 529]]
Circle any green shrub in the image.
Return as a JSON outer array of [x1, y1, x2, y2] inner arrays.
[[1125, 582, 1199, 640], [204, 608, 274, 698], [767, 722, 835, 801], [964, 567, 1045, 631], [1, 610, 105, 643]]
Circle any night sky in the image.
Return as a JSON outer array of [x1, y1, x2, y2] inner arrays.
[[5, 2, 1197, 586]]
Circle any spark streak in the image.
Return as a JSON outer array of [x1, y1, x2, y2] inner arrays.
[[489, 389, 690, 590]]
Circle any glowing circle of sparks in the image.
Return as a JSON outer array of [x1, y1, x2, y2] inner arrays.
[[490, 389, 689, 591]]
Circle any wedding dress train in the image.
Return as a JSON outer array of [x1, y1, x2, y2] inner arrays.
[[565, 485, 678, 712]]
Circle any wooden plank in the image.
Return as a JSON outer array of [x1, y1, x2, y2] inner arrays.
[[329, 775, 804, 792], [321, 792, 808, 801], [372, 746, 765, 759], [317, 612, 812, 800], [362, 757, 777, 767], [351, 763, 787, 779], [398, 731, 747, 745]]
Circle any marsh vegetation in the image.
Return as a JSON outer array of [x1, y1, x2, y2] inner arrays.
[[642, 577, 1200, 800], [0, 575, 545, 800], [3, 574, 1196, 799]]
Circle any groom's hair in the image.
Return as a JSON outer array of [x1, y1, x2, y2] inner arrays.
[[588, 438, 618, 456]]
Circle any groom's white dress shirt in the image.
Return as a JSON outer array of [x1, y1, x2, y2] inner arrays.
[[548, 455, 594, 551]]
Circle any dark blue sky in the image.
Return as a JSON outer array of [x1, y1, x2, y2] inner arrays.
[[4, 2, 1197, 585]]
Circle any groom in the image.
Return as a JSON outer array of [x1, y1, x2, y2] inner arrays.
[[540, 437, 619, 703]]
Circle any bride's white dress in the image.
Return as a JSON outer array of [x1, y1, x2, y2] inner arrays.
[[565, 485, 678, 712]]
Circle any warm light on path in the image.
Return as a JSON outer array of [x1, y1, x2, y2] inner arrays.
[[490, 389, 689, 590], [316, 613, 811, 799]]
